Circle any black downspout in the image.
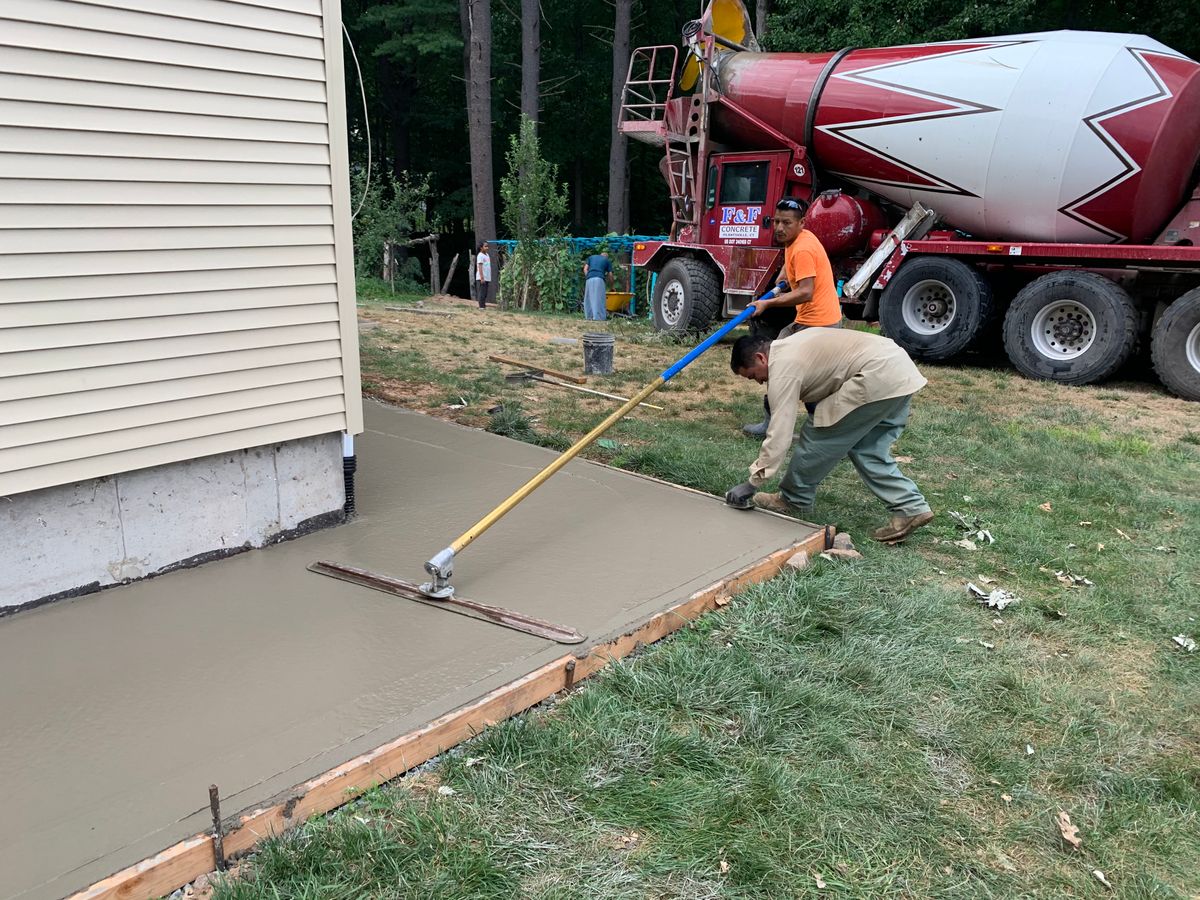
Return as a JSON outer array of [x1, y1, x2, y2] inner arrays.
[[342, 434, 357, 519]]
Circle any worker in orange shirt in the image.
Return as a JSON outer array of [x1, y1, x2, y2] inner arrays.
[[742, 196, 844, 437]]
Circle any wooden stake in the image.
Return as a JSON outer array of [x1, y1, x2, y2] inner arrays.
[[384, 306, 456, 318], [209, 785, 226, 872], [67, 530, 830, 900], [429, 236, 440, 296], [525, 373, 664, 410], [488, 354, 587, 384], [440, 253, 460, 294]]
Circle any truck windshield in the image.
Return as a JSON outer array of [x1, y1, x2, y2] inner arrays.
[[719, 162, 769, 205]]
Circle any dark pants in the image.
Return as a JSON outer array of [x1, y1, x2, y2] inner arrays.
[[779, 395, 930, 516], [475, 279, 489, 307]]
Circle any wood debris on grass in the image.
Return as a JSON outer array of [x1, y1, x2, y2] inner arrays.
[[821, 548, 864, 561], [1053, 570, 1095, 587], [967, 581, 1021, 610], [1056, 810, 1082, 849], [949, 511, 995, 544]]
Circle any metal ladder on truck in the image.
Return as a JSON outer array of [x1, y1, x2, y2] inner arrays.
[[618, 46, 699, 235]]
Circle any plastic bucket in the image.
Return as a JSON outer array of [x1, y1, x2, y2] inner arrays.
[[582, 332, 615, 375]]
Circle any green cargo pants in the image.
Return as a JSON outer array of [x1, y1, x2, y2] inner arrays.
[[778, 394, 930, 516]]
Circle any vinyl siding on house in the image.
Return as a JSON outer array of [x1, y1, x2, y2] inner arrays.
[[0, 0, 362, 498]]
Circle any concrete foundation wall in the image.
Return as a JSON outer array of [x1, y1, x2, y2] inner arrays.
[[2, 433, 345, 611]]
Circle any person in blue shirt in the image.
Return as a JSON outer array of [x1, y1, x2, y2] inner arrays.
[[582, 250, 613, 320]]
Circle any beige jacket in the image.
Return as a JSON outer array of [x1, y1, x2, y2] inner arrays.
[[749, 328, 927, 487]]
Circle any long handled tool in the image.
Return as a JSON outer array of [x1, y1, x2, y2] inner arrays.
[[505, 370, 665, 410], [421, 306, 755, 598], [308, 561, 586, 643]]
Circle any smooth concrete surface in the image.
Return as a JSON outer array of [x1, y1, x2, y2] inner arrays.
[[2, 434, 345, 609], [0, 402, 815, 900]]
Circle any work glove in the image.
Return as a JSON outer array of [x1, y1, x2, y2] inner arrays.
[[725, 481, 757, 509]]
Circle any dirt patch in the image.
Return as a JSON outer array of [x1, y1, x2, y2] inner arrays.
[[359, 297, 1199, 449], [357, 296, 764, 437], [361, 376, 447, 408]]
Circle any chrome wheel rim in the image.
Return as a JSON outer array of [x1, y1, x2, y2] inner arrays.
[[901, 279, 956, 335], [1184, 320, 1200, 374], [1031, 300, 1096, 359], [660, 278, 686, 327]]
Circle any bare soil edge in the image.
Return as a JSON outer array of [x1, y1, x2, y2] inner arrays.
[[66, 527, 833, 900]]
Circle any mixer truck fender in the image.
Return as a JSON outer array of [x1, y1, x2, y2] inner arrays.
[[637, 242, 783, 332], [878, 257, 995, 362], [1150, 287, 1200, 401], [1002, 271, 1139, 386], [651, 255, 723, 333]]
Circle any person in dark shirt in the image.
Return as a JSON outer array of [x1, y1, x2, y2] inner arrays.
[[582, 251, 613, 320]]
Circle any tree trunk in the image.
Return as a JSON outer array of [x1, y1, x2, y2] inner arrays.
[[520, 0, 540, 126], [755, 0, 769, 42], [606, 0, 632, 234], [429, 237, 440, 295], [463, 0, 496, 249], [571, 22, 585, 233], [573, 155, 584, 232], [379, 57, 411, 175]]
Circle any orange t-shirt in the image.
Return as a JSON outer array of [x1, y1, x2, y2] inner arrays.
[[785, 229, 842, 326]]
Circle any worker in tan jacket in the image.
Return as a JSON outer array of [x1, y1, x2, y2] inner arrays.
[[724, 328, 934, 543]]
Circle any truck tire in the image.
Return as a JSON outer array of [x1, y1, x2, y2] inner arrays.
[[1151, 287, 1200, 401], [652, 257, 721, 333], [1002, 271, 1138, 386], [879, 257, 993, 360]]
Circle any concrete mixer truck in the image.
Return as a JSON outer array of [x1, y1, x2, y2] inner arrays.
[[618, 0, 1200, 399]]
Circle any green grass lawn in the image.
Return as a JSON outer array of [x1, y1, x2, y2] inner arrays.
[[212, 303, 1199, 899]]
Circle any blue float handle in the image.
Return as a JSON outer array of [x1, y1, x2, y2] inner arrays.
[[660, 304, 757, 382]]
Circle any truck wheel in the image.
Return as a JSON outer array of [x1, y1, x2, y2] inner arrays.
[[1003, 271, 1137, 386], [1151, 287, 1200, 400], [652, 258, 721, 333], [879, 257, 993, 360]]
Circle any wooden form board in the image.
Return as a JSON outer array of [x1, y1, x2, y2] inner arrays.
[[68, 527, 832, 900]]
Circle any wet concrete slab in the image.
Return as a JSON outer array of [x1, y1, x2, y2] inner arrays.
[[0, 401, 816, 900]]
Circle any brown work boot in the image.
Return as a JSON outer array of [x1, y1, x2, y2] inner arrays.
[[753, 492, 805, 516], [871, 511, 934, 543]]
